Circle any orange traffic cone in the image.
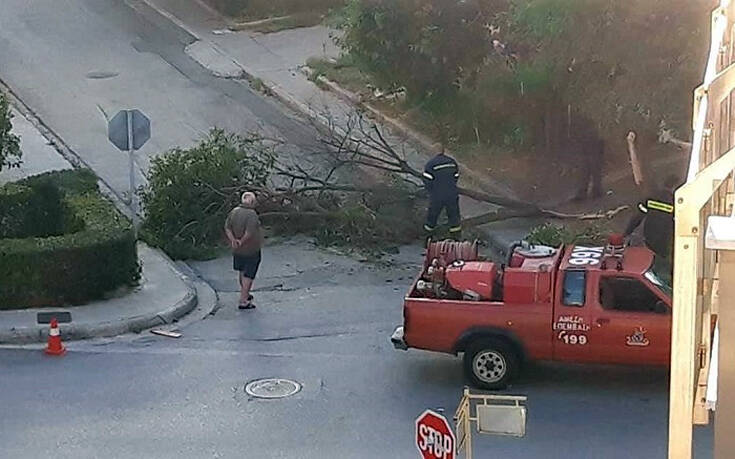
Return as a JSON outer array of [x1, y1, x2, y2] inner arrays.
[[45, 318, 66, 356]]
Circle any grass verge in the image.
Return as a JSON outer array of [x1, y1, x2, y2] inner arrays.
[[231, 12, 325, 33]]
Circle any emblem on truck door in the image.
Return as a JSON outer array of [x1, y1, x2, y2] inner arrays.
[[626, 327, 650, 347]]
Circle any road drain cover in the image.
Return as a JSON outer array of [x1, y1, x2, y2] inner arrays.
[[245, 378, 301, 399]]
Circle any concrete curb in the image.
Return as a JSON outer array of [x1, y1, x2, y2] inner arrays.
[[0, 289, 197, 345], [228, 15, 293, 32]]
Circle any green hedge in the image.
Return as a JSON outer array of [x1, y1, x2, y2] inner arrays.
[[0, 180, 79, 239], [0, 170, 139, 309]]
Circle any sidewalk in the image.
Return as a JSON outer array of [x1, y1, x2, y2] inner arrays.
[[0, 97, 208, 344], [0, 108, 71, 185], [0, 244, 196, 344]]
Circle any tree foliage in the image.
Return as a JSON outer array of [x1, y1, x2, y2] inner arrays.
[[140, 129, 276, 259], [0, 93, 21, 172], [140, 125, 425, 259], [337, 0, 712, 153], [526, 222, 607, 247], [140, 119, 627, 260]]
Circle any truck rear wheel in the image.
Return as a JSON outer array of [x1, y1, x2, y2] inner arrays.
[[463, 339, 518, 390]]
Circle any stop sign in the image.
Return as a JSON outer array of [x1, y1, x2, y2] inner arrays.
[[415, 409, 456, 459]]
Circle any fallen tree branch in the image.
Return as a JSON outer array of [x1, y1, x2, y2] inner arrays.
[[457, 186, 540, 211], [658, 127, 693, 150], [260, 211, 337, 219], [456, 208, 538, 229], [540, 205, 629, 220], [312, 111, 628, 216], [452, 205, 629, 231]]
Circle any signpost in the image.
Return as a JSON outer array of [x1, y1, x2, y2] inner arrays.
[[453, 388, 527, 459], [416, 409, 456, 459], [107, 109, 151, 230]]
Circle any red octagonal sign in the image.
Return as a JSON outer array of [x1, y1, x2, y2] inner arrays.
[[415, 409, 456, 459]]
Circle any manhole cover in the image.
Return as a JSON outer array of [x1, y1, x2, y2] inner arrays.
[[245, 378, 301, 399]]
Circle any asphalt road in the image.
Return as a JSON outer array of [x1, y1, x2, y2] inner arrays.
[[0, 240, 714, 458], [0, 1, 715, 457], [0, 0, 314, 199]]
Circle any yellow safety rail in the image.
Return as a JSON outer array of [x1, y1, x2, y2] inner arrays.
[[669, 1, 735, 457]]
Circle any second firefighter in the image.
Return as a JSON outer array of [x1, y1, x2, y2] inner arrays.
[[423, 151, 462, 240]]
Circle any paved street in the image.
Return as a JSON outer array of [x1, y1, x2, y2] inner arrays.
[[0, 240, 714, 458], [0, 1, 715, 457], [0, 0, 313, 199]]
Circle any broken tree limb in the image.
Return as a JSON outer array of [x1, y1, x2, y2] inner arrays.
[[313, 111, 632, 217], [451, 205, 630, 231], [457, 208, 539, 228], [274, 109, 629, 237], [314, 112, 564, 211], [658, 127, 693, 150], [626, 131, 644, 186], [541, 205, 629, 220], [259, 211, 335, 219]]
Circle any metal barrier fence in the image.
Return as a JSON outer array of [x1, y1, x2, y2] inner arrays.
[[669, 1, 735, 457]]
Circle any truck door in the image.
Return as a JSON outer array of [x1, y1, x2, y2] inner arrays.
[[587, 274, 671, 365], [552, 269, 596, 362]]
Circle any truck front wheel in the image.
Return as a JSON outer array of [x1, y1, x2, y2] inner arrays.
[[463, 339, 518, 390]]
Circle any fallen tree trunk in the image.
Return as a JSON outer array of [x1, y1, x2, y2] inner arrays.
[[445, 205, 629, 232], [457, 186, 540, 211]]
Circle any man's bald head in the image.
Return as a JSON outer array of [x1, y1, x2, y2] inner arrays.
[[241, 192, 256, 208]]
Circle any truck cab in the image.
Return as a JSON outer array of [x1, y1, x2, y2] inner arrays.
[[390, 239, 673, 389], [552, 245, 672, 366]]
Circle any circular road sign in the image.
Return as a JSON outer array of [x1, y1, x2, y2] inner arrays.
[[415, 409, 456, 459]]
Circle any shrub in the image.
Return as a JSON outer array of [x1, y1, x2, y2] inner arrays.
[[141, 128, 276, 259], [0, 182, 71, 239], [336, 0, 710, 155], [0, 184, 34, 238], [19, 167, 98, 194], [506, 0, 710, 149], [0, 170, 138, 309], [0, 92, 21, 172], [141, 128, 426, 258]]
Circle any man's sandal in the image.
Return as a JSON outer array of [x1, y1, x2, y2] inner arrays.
[[238, 301, 256, 310]]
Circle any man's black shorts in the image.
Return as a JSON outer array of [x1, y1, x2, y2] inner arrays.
[[233, 251, 261, 279]]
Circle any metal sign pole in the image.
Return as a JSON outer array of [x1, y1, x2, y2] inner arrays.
[[126, 110, 138, 232], [108, 108, 150, 236]]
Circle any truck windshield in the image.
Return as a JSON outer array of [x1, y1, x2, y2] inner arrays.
[[644, 257, 672, 297]]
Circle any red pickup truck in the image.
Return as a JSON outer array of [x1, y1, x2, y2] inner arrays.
[[390, 238, 673, 389]]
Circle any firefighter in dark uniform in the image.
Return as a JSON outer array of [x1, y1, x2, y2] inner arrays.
[[570, 114, 605, 201], [624, 175, 680, 262], [422, 151, 462, 241]]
